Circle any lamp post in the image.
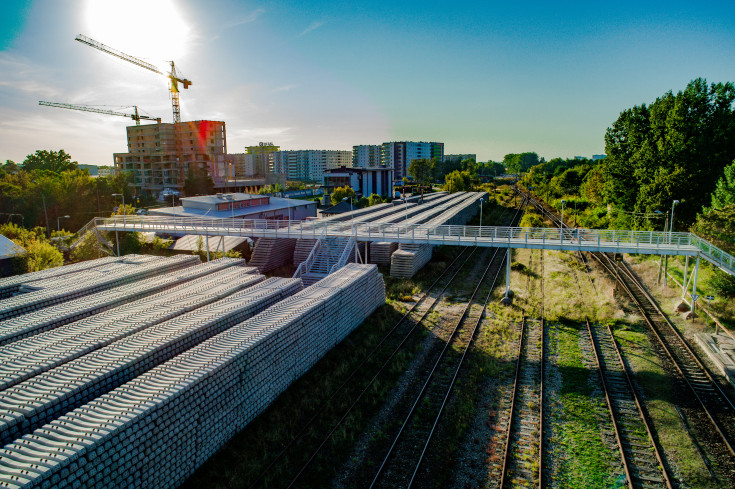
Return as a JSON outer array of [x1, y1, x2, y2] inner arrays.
[[560, 199, 566, 243], [664, 200, 679, 287], [670, 199, 680, 240], [31, 180, 50, 237], [479, 197, 484, 232], [654, 210, 668, 284], [111, 194, 124, 257], [57, 215, 70, 234]]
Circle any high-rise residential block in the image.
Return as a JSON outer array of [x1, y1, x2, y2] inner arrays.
[[272, 150, 352, 182], [114, 121, 227, 194], [381, 141, 444, 179], [352, 145, 383, 168]]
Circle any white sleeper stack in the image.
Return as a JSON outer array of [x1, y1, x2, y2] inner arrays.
[[0, 264, 384, 489], [248, 238, 297, 273]]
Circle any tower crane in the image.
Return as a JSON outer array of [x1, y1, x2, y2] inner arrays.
[[39, 101, 161, 125], [75, 34, 192, 124]]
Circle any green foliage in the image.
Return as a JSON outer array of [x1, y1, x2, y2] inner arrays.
[[367, 193, 383, 207], [184, 164, 214, 196], [407, 158, 435, 185], [503, 152, 540, 174], [709, 160, 735, 210], [330, 186, 356, 205], [519, 210, 545, 228], [602, 78, 735, 229], [22, 149, 78, 173], [710, 270, 735, 298], [691, 204, 735, 253], [70, 232, 108, 263], [0, 222, 63, 273], [443, 170, 473, 192]]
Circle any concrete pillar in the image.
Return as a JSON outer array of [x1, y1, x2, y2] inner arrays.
[[682, 256, 689, 299], [205, 235, 210, 262], [501, 248, 513, 305], [691, 255, 700, 312]]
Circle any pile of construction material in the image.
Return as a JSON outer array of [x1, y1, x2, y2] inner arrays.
[[389, 192, 487, 278], [0, 255, 200, 321], [293, 238, 319, 266], [368, 242, 398, 266], [0, 257, 247, 344], [248, 237, 296, 272], [0, 264, 385, 489]]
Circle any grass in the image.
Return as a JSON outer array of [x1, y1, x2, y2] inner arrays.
[[548, 321, 621, 489]]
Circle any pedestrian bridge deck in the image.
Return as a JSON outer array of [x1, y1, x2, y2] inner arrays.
[[94, 215, 735, 277]]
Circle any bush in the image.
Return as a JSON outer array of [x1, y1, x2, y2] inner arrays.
[[711, 270, 735, 298]]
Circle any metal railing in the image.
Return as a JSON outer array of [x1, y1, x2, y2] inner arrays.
[[293, 230, 325, 279], [330, 237, 356, 274], [89, 215, 735, 276]]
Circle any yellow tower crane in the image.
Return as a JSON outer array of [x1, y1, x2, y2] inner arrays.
[[75, 34, 192, 123], [39, 101, 161, 126]]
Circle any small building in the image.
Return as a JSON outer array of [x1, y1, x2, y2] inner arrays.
[[148, 192, 317, 221], [0, 235, 25, 278], [323, 166, 394, 197]]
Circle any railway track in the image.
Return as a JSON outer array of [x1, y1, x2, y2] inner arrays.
[[498, 248, 545, 489], [244, 200, 527, 488], [517, 185, 735, 482]]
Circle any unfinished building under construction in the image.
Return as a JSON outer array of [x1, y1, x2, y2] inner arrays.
[[113, 120, 227, 195]]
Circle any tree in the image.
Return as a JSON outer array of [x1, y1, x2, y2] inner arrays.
[[368, 193, 382, 207], [23, 150, 78, 173], [601, 78, 735, 228], [183, 164, 214, 196], [444, 170, 473, 192], [503, 152, 540, 174], [408, 158, 435, 185], [709, 160, 735, 210], [330, 186, 356, 205]]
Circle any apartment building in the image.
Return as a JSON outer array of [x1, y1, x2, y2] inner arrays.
[[352, 145, 383, 168], [381, 141, 444, 179], [272, 150, 352, 182], [113, 120, 227, 195]]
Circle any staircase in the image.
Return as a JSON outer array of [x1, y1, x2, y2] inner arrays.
[[298, 236, 355, 286]]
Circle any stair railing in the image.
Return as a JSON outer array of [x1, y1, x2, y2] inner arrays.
[[329, 236, 356, 274], [293, 228, 325, 279]]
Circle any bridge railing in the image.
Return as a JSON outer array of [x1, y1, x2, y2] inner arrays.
[[94, 215, 693, 249], [688, 233, 735, 273]]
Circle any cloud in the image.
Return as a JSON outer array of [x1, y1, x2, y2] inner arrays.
[[224, 8, 265, 29], [298, 20, 325, 37]]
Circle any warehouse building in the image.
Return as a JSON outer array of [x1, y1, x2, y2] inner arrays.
[[148, 192, 317, 221]]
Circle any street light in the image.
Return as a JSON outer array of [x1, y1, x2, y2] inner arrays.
[[111, 193, 124, 257], [31, 180, 50, 237], [670, 200, 680, 240], [560, 199, 566, 243], [479, 197, 485, 232], [57, 215, 70, 234]]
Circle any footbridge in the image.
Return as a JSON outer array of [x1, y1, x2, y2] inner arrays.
[[92, 215, 735, 277]]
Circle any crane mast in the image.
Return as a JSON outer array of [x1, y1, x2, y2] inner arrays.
[[75, 34, 191, 123], [39, 101, 161, 125]]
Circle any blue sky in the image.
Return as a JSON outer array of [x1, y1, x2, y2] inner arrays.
[[1, 0, 734, 166]]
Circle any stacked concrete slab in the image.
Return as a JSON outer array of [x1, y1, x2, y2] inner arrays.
[[0, 256, 124, 299], [0, 264, 385, 489], [293, 238, 319, 267], [389, 192, 486, 278], [0, 257, 247, 345], [0, 276, 302, 447], [0, 255, 200, 321], [248, 237, 297, 273]]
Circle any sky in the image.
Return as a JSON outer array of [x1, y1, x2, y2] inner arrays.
[[1, 0, 734, 166]]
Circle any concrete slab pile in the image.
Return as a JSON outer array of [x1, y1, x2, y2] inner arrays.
[[0, 264, 384, 489], [0, 276, 302, 447], [293, 238, 319, 266], [0, 256, 124, 299], [0, 258, 248, 345], [248, 238, 297, 273], [0, 255, 200, 321], [368, 242, 398, 266], [0, 266, 261, 392], [389, 192, 485, 278]]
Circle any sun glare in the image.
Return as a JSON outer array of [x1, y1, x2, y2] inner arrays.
[[84, 0, 191, 63]]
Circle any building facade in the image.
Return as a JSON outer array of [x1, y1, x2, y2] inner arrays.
[[323, 166, 394, 197], [114, 120, 227, 195], [444, 154, 476, 164], [381, 141, 444, 179], [148, 192, 317, 221], [272, 150, 352, 182], [352, 145, 383, 168]]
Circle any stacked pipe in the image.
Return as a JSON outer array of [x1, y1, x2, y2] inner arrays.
[[0, 276, 303, 447], [0, 258, 248, 345], [0, 266, 261, 393], [0, 255, 200, 321], [0, 256, 124, 299], [0, 264, 384, 489]]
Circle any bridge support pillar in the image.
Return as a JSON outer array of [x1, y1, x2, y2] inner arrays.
[[691, 255, 700, 312], [501, 248, 513, 305], [206, 235, 210, 262], [682, 256, 689, 299]]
